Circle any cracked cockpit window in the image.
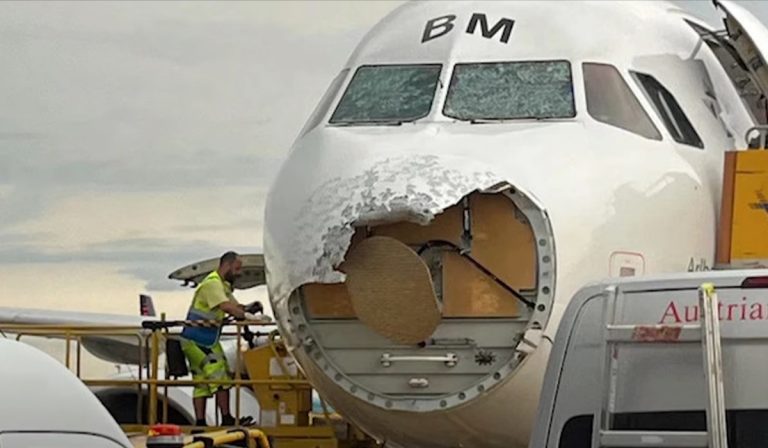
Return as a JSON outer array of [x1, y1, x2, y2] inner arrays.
[[329, 64, 442, 124], [444, 61, 575, 121]]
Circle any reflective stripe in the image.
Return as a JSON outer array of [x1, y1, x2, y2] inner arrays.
[[188, 308, 219, 320], [205, 366, 229, 380], [203, 351, 225, 365]]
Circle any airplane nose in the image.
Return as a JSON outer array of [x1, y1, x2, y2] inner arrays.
[[305, 182, 554, 344], [265, 152, 556, 414]]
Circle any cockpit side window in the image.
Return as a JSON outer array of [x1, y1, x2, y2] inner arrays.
[[298, 68, 350, 137], [329, 64, 442, 125], [632, 72, 704, 149], [444, 60, 575, 121], [583, 63, 661, 140]]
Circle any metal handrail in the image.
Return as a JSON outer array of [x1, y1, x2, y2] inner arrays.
[[0, 319, 292, 429]]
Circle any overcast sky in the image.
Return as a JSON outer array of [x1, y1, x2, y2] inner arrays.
[[0, 1, 766, 320]]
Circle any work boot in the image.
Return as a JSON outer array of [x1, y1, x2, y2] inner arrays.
[[220, 414, 236, 426], [220, 414, 254, 426], [191, 419, 207, 434]]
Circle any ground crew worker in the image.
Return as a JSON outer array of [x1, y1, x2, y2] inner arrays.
[[180, 251, 259, 428]]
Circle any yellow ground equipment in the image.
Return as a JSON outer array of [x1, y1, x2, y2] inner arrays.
[[183, 428, 270, 448], [717, 133, 768, 268], [144, 423, 270, 448], [243, 332, 338, 448]]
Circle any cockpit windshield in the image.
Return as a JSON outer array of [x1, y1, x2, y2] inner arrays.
[[444, 61, 575, 121], [330, 64, 442, 124]]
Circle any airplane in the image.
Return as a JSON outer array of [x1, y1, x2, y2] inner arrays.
[[260, 1, 768, 447], [0, 338, 133, 447]]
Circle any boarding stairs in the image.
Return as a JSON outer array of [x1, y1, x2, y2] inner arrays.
[[592, 284, 728, 448]]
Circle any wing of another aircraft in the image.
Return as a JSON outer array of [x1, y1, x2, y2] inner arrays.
[[0, 307, 145, 327], [0, 307, 154, 365]]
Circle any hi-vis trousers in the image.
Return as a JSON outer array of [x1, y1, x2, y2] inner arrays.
[[180, 338, 232, 398]]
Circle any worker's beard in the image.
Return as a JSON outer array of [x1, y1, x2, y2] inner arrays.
[[224, 271, 239, 284]]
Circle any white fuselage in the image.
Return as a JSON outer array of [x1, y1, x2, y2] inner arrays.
[[263, 2, 757, 447]]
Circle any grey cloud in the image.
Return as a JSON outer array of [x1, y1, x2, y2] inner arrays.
[[0, 186, 70, 230], [170, 218, 262, 234], [0, 2, 375, 237], [0, 235, 261, 292], [0, 152, 284, 191]]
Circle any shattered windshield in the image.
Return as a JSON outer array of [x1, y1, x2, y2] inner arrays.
[[329, 64, 442, 124], [444, 61, 575, 121]]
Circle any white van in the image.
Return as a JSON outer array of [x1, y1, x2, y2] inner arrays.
[[0, 339, 132, 448], [529, 270, 768, 448]]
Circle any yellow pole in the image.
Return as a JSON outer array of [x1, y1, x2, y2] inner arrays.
[[148, 329, 160, 426], [76, 336, 82, 378], [64, 332, 71, 370]]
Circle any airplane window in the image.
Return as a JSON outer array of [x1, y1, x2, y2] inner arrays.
[[632, 72, 704, 149], [583, 63, 661, 140], [443, 60, 575, 121], [329, 64, 442, 124]]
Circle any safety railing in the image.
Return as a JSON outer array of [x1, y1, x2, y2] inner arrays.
[[0, 317, 316, 432]]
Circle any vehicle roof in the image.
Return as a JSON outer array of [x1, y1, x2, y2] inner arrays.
[[573, 268, 768, 294], [0, 339, 131, 447]]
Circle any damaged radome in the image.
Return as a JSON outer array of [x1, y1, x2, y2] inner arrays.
[[264, 152, 555, 413]]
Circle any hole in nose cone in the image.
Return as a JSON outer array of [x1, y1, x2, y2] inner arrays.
[[343, 236, 442, 344], [291, 186, 557, 413]]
